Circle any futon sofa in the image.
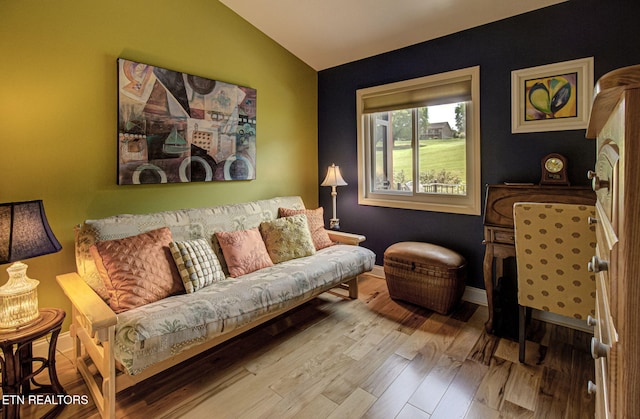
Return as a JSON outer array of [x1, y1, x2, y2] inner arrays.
[[56, 196, 375, 419]]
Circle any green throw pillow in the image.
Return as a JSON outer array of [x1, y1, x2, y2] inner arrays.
[[259, 214, 316, 264]]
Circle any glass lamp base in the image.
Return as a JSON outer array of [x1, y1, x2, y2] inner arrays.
[[0, 261, 40, 330]]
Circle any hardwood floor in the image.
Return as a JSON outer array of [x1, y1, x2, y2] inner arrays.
[[22, 274, 595, 418]]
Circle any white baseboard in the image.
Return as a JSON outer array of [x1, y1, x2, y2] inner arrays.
[[462, 284, 591, 333], [366, 264, 592, 333], [32, 331, 73, 360]]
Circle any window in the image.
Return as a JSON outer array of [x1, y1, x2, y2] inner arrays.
[[356, 66, 481, 215]]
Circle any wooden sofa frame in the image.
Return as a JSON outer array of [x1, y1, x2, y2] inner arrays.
[[56, 231, 365, 419]]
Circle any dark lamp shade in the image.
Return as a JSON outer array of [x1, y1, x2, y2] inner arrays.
[[0, 200, 62, 264]]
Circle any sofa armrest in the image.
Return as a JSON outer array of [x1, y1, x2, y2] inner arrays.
[[326, 230, 366, 246], [56, 272, 116, 335]]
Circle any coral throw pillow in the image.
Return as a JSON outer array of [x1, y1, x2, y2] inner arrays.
[[278, 207, 334, 250], [90, 227, 184, 313], [259, 214, 316, 264], [215, 228, 274, 277], [169, 239, 226, 293]]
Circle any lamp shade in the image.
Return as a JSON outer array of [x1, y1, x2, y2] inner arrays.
[[321, 164, 348, 187], [0, 200, 62, 264]]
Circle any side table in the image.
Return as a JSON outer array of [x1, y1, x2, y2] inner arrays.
[[0, 308, 66, 419]]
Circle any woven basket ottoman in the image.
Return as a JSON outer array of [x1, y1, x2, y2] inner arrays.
[[384, 242, 467, 314]]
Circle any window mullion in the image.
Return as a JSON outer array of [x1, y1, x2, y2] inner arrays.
[[412, 108, 419, 195]]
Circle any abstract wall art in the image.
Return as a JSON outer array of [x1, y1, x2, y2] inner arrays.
[[511, 57, 593, 133], [117, 58, 257, 184]]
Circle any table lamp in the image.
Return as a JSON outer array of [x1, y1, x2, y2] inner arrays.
[[0, 200, 62, 330], [321, 163, 347, 230]]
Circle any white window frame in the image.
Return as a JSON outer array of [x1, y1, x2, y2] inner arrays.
[[356, 66, 481, 215]]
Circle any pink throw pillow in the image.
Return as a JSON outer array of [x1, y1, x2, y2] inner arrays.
[[278, 207, 334, 250], [90, 227, 184, 313], [215, 228, 274, 277]]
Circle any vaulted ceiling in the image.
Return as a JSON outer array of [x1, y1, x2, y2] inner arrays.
[[220, 0, 567, 70]]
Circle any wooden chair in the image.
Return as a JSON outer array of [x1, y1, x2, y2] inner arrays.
[[513, 203, 596, 363]]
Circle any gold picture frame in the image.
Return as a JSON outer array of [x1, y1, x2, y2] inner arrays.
[[511, 57, 594, 133]]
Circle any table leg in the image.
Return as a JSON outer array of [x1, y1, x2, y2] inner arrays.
[[483, 245, 495, 334], [47, 327, 66, 397], [1, 343, 20, 419]]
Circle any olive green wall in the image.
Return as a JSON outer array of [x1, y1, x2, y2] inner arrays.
[[0, 0, 318, 328]]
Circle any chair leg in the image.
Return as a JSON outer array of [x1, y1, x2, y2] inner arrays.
[[519, 304, 526, 363]]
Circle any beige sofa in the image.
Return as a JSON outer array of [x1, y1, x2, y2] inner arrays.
[[56, 196, 375, 418]]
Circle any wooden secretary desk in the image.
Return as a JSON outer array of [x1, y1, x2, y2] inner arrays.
[[482, 184, 596, 334]]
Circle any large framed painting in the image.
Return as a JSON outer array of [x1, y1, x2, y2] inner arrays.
[[117, 58, 256, 184], [511, 57, 593, 133]]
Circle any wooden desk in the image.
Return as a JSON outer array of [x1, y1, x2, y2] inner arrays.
[[482, 184, 595, 333], [0, 308, 66, 419]]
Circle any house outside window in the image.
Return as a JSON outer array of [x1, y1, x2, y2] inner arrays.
[[356, 66, 481, 215]]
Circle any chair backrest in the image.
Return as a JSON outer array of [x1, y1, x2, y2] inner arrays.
[[513, 202, 596, 320]]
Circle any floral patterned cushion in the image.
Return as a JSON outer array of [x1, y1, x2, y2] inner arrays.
[[169, 239, 225, 293], [90, 227, 184, 313], [259, 214, 316, 264], [113, 243, 376, 375], [215, 228, 274, 277], [278, 207, 334, 250]]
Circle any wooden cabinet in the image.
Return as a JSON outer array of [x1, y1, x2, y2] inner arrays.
[[482, 184, 595, 333], [586, 64, 640, 419]]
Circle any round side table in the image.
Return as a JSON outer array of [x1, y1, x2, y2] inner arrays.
[[0, 308, 66, 419]]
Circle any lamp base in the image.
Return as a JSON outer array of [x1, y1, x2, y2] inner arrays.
[[0, 261, 40, 330], [329, 218, 341, 230]]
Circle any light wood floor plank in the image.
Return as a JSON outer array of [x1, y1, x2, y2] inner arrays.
[[430, 359, 488, 418], [322, 329, 408, 404], [362, 348, 440, 419], [394, 313, 449, 360], [326, 388, 376, 419], [474, 357, 513, 410], [396, 403, 431, 419], [503, 362, 542, 411], [408, 353, 462, 414], [358, 352, 411, 398]]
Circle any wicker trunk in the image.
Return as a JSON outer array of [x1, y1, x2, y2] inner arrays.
[[384, 242, 466, 314]]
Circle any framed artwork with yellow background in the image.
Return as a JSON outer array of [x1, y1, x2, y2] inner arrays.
[[511, 57, 593, 133]]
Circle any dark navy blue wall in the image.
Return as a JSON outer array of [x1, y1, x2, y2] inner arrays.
[[318, 0, 640, 289]]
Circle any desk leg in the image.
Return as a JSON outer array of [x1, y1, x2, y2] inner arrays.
[[483, 245, 495, 334]]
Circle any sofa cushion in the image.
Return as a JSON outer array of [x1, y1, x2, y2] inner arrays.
[[215, 228, 273, 277], [112, 243, 377, 375], [259, 214, 316, 264], [90, 227, 184, 313], [169, 239, 225, 293], [278, 207, 334, 250]]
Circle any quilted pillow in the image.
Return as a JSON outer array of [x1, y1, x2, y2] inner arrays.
[[215, 228, 274, 277], [90, 227, 184, 313], [278, 207, 334, 250], [260, 214, 316, 264], [169, 239, 225, 293]]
